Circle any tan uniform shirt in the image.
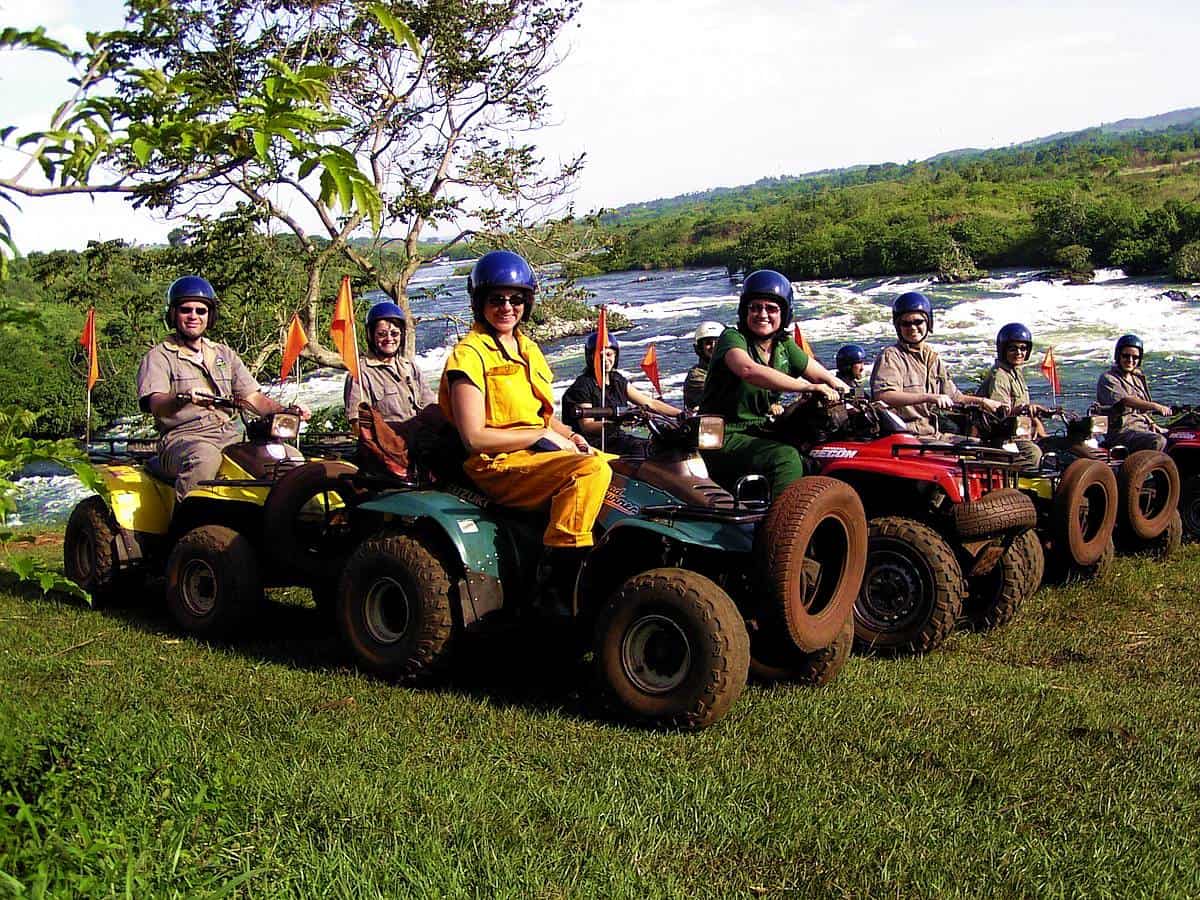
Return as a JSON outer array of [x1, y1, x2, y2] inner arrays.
[[870, 342, 961, 437], [135, 336, 259, 440], [344, 353, 431, 425], [977, 362, 1030, 408], [1096, 366, 1157, 434]]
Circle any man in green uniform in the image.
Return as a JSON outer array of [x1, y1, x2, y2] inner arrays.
[[700, 269, 847, 500]]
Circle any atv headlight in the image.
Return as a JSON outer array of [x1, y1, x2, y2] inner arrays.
[[270, 413, 301, 441], [697, 415, 725, 450]]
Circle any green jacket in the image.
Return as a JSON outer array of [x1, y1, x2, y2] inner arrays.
[[699, 327, 809, 432]]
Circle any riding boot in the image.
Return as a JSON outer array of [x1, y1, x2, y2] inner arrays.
[[533, 546, 587, 618]]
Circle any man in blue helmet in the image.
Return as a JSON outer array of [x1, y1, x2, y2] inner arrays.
[[136, 275, 310, 500], [1096, 334, 1172, 451], [700, 269, 848, 500], [871, 290, 1001, 438], [835, 344, 870, 400], [561, 330, 681, 456], [977, 323, 1046, 469], [344, 300, 432, 433]]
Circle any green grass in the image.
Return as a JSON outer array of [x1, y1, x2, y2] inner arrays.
[[2, 538, 1199, 898]]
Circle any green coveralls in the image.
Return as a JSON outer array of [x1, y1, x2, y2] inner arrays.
[[699, 326, 809, 502]]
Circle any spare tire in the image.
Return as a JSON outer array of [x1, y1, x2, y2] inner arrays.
[[1052, 459, 1118, 567], [951, 488, 1037, 538], [1118, 450, 1180, 541], [755, 476, 868, 652], [262, 461, 364, 581]]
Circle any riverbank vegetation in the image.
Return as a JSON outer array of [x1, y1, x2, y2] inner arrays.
[[1, 536, 1197, 895], [597, 124, 1200, 282]]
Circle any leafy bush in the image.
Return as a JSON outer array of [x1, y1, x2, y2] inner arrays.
[[1171, 241, 1200, 281]]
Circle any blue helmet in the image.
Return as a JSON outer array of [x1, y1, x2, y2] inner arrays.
[[1115, 333, 1144, 363], [365, 300, 407, 353], [467, 250, 537, 323], [164, 275, 218, 329], [584, 329, 619, 373], [738, 269, 794, 331], [996, 322, 1033, 358], [836, 344, 867, 370], [892, 291, 933, 335]]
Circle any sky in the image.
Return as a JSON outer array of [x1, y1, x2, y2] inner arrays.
[[1, 0, 1198, 252]]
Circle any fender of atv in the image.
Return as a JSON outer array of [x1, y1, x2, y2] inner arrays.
[[99, 465, 174, 534], [1018, 474, 1054, 502], [356, 489, 521, 581], [598, 514, 754, 553]]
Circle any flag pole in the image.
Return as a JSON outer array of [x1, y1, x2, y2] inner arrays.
[[84, 385, 92, 446]]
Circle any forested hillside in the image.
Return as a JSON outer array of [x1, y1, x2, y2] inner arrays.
[[596, 121, 1200, 281]]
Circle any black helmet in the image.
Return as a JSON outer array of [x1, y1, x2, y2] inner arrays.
[[164, 275, 218, 329], [738, 269, 793, 332], [584, 329, 619, 375], [835, 344, 867, 370], [466, 250, 537, 324], [996, 322, 1033, 359], [365, 300, 406, 353], [892, 291, 933, 335], [1115, 334, 1144, 363]]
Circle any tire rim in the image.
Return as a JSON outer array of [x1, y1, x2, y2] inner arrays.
[[364, 576, 412, 645], [1077, 484, 1108, 543], [859, 545, 931, 632], [621, 613, 692, 694], [1136, 469, 1170, 519], [71, 535, 95, 582], [800, 517, 850, 617], [179, 559, 218, 617]]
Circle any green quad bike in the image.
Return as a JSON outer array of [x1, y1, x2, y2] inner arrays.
[[64, 393, 363, 638], [334, 407, 869, 731]]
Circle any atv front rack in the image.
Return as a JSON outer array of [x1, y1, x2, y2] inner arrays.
[[85, 438, 159, 463], [892, 442, 1021, 499]]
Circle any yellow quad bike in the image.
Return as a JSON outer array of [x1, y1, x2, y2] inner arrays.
[[64, 394, 362, 638]]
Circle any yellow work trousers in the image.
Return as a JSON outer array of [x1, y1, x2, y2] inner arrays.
[[464, 449, 613, 547]]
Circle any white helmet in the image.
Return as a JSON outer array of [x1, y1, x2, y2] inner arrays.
[[693, 321, 724, 347]]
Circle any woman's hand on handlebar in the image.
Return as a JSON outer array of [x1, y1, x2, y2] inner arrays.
[[926, 392, 954, 410]]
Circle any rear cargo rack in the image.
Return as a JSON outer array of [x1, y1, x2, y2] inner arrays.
[[892, 442, 1021, 497]]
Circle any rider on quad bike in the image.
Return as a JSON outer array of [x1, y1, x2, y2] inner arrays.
[[333, 253, 870, 731], [697, 269, 848, 501], [64, 277, 364, 638], [975, 322, 1047, 471]]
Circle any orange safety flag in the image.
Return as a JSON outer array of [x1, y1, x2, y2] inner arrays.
[[593, 305, 608, 380], [280, 313, 309, 381], [793, 323, 814, 358], [79, 307, 99, 390], [1040, 346, 1061, 396], [640, 343, 663, 397], [330, 275, 360, 382]]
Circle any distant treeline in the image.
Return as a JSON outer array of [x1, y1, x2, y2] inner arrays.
[[597, 126, 1200, 281]]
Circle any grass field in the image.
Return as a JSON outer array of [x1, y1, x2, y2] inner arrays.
[[2, 535, 1199, 898]]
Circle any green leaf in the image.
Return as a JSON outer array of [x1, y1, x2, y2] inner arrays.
[[368, 5, 423, 59], [131, 138, 152, 164], [252, 130, 270, 162], [8, 554, 34, 579]]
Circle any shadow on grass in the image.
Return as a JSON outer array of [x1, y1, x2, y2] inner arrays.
[[6, 572, 592, 724]]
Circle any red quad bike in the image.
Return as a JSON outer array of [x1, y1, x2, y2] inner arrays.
[[769, 397, 1039, 656], [1164, 404, 1200, 540], [954, 405, 1121, 583], [1075, 403, 1183, 559]]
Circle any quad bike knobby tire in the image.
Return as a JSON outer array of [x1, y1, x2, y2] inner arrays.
[[64, 496, 134, 606], [755, 476, 867, 652], [962, 529, 1042, 632], [951, 488, 1037, 539], [1052, 459, 1118, 567], [1118, 450, 1180, 541], [593, 568, 749, 731], [263, 461, 364, 580], [748, 614, 853, 687], [1129, 509, 1183, 560], [338, 531, 457, 682], [165, 525, 262, 638], [854, 516, 965, 656], [1048, 535, 1115, 584]]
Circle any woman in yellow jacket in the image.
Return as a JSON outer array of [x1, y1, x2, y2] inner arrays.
[[439, 250, 612, 559]]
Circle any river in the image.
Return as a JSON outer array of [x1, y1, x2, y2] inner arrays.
[[13, 262, 1200, 526]]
